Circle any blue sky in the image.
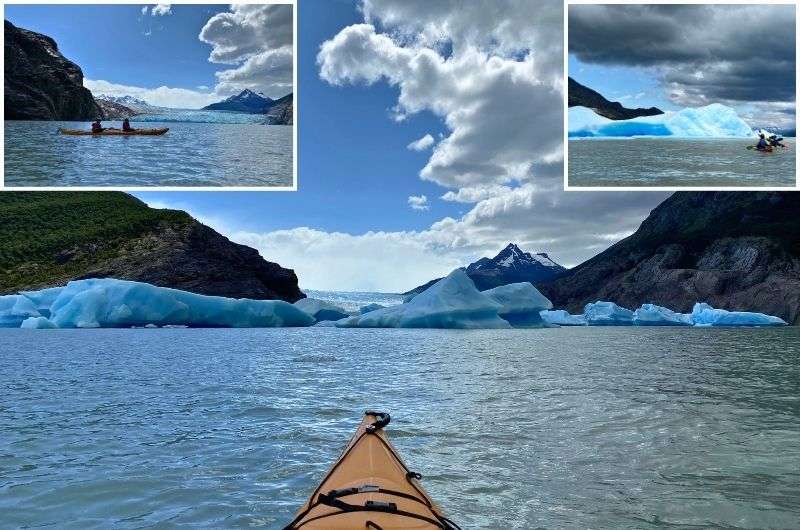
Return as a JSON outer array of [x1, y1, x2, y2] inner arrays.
[[5, 4, 294, 107]]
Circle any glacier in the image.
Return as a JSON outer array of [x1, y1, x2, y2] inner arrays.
[[359, 303, 385, 314], [0, 295, 42, 328], [540, 310, 587, 326], [133, 110, 265, 124], [483, 282, 553, 327], [690, 302, 787, 327], [23, 279, 314, 329], [293, 298, 350, 322], [569, 103, 755, 138], [633, 304, 693, 326], [584, 301, 635, 326], [337, 269, 511, 329]]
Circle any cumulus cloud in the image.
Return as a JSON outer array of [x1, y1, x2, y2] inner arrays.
[[84, 78, 218, 109], [407, 134, 435, 151], [408, 195, 430, 211], [151, 4, 171, 16], [440, 184, 513, 203], [199, 4, 293, 99], [141, 6, 148, 16], [569, 4, 796, 126]]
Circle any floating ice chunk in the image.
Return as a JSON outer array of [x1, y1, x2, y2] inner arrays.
[[359, 303, 385, 314], [569, 103, 754, 138], [38, 278, 314, 329], [540, 309, 587, 326], [293, 298, 350, 322], [482, 282, 553, 327], [633, 304, 693, 326], [0, 295, 42, 327], [690, 302, 787, 327], [584, 301, 634, 326], [338, 269, 510, 329], [19, 286, 63, 317], [21, 316, 58, 329]]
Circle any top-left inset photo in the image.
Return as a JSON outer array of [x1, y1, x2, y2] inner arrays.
[[3, 3, 295, 189]]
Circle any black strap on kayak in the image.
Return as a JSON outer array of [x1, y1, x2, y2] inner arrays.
[[365, 521, 384, 530], [364, 410, 390, 432]]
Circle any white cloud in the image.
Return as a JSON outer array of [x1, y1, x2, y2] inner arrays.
[[407, 134, 435, 151], [151, 4, 171, 16], [408, 195, 430, 211], [441, 184, 513, 203], [198, 4, 293, 99], [141, 5, 148, 16], [84, 78, 218, 109]]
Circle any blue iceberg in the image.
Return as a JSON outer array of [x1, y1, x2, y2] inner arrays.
[[293, 298, 350, 322], [19, 286, 64, 317], [539, 309, 587, 326], [24, 278, 314, 329], [359, 303, 385, 314], [584, 301, 634, 326], [690, 302, 787, 327], [0, 295, 42, 327], [569, 103, 755, 138], [633, 304, 693, 326], [21, 316, 58, 329], [483, 282, 552, 327], [337, 269, 510, 329]]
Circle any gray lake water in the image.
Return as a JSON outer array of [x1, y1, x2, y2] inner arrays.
[[569, 138, 796, 187], [2, 327, 799, 529], [4, 121, 293, 187]]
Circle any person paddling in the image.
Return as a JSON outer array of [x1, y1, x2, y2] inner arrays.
[[122, 118, 135, 132], [768, 135, 786, 148], [755, 133, 770, 151], [91, 119, 104, 134]]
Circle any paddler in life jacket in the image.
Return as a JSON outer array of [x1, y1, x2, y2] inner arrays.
[[91, 119, 104, 133], [122, 118, 135, 132], [768, 135, 786, 148], [755, 133, 769, 151]]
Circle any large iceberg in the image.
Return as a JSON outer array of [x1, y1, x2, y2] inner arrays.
[[0, 295, 42, 328], [19, 286, 64, 317], [337, 269, 510, 329], [482, 282, 552, 327], [690, 302, 787, 327], [359, 303, 385, 314], [293, 298, 350, 322], [584, 301, 634, 326], [569, 103, 754, 138], [540, 309, 586, 326], [26, 278, 314, 329], [633, 304, 693, 326]]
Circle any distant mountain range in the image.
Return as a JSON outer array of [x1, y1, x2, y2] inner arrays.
[[202, 89, 293, 124], [404, 243, 567, 295], [95, 94, 162, 114], [569, 77, 663, 121]]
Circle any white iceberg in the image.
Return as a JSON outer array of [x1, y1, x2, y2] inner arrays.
[[690, 302, 787, 327], [359, 303, 385, 314], [482, 282, 552, 327], [584, 301, 634, 326], [19, 286, 64, 317], [21, 316, 59, 329], [540, 309, 587, 326], [293, 298, 350, 322], [0, 295, 42, 328], [633, 304, 693, 326], [27, 278, 314, 329], [569, 103, 754, 138], [337, 269, 510, 329]]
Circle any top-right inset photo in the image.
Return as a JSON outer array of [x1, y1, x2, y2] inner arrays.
[[567, 3, 797, 189]]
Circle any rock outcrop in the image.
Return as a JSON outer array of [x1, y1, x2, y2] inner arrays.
[[96, 99, 137, 120], [4, 20, 101, 120], [540, 192, 800, 325], [264, 93, 293, 125], [568, 77, 663, 120], [0, 192, 305, 302]]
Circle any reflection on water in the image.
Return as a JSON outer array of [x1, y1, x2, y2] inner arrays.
[[1, 326, 798, 529], [4, 120, 293, 187]]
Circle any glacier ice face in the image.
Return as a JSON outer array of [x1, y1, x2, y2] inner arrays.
[[633, 304, 693, 326], [293, 298, 350, 322], [359, 303, 385, 314], [540, 309, 587, 326], [482, 282, 553, 327], [584, 301, 634, 326], [690, 302, 787, 327], [338, 269, 511, 329], [0, 295, 42, 328], [34, 278, 315, 329], [569, 103, 754, 138]]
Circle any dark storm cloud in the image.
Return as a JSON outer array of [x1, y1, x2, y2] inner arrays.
[[569, 4, 796, 103]]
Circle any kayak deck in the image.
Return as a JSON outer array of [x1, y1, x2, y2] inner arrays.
[[284, 412, 460, 530], [58, 127, 169, 136]]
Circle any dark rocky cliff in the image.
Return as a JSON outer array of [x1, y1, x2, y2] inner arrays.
[[540, 192, 800, 324], [0, 192, 305, 302], [4, 20, 101, 120], [568, 77, 663, 120]]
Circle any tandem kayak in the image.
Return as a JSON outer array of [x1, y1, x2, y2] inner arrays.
[[58, 127, 169, 136], [283, 412, 461, 530]]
